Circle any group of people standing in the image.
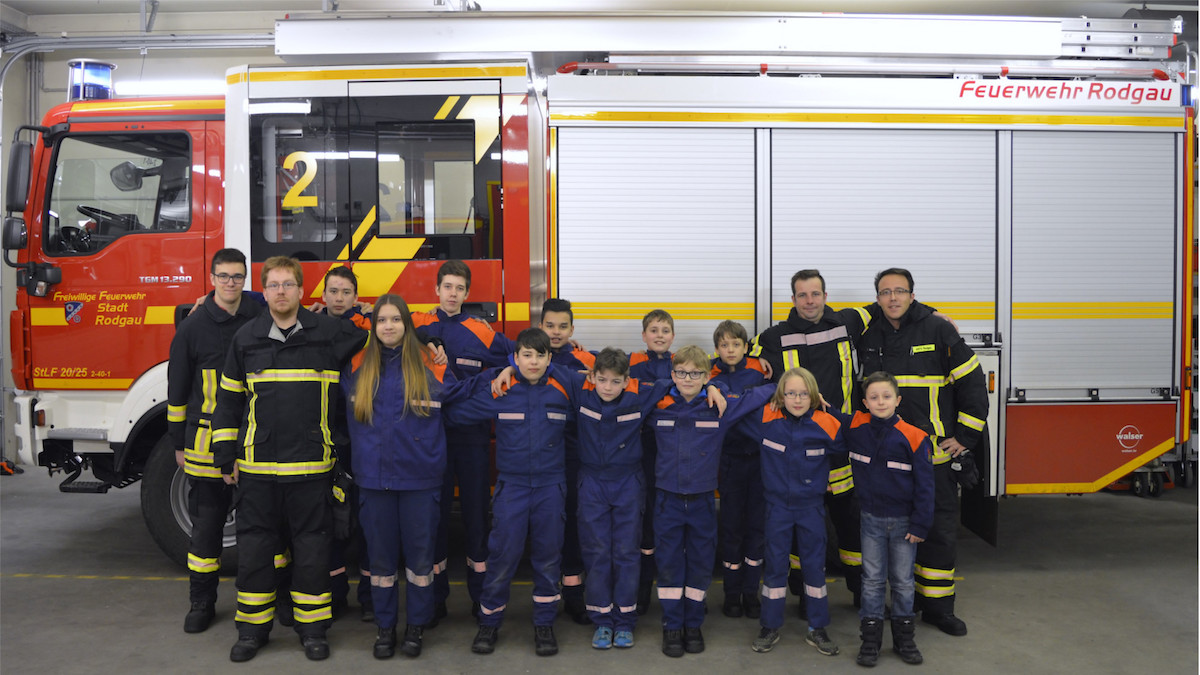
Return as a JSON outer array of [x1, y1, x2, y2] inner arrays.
[[167, 252, 987, 667]]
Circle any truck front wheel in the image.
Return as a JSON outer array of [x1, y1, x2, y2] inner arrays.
[[139, 436, 237, 569]]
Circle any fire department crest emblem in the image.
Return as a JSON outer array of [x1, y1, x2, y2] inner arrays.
[[64, 301, 83, 324]]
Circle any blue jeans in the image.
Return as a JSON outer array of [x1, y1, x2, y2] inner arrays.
[[859, 511, 917, 621]]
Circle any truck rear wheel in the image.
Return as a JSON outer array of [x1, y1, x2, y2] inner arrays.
[[140, 436, 237, 569]]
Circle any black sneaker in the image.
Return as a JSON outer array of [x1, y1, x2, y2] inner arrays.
[[742, 594, 762, 619], [534, 625, 558, 656], [751, 627, 780, 653], [301, 635, 329, 661], [662, 629, 685, 658], [722, 593, 744, 618], [805, 627, 840, 656], [400, 624, 423, 657], [922, 612, 968, 636], [229, 635, 268, 663], [683, 627, 705, 654], [183, 601, 215, 634], [471, 625, 498, 654], [373, 626, 396, 659]]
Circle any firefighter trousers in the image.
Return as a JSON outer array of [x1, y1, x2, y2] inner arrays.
[[762, 501, 829, 630], [478, 480, 565, 627], [187, 478, 233, 603], [234, 476, 333, 639], [718, 452, 765, 598], [654, 489, 717, 630], [360, 487, 440, 629], [827, 487, 863, 597], [915, 462, 959, 618], [434, 439, 491, 607], [577, 471, 643, 631]]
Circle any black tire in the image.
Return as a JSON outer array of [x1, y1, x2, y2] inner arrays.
[[1130, 474, 1146, 498], [1148, 473, 1163, 498], [140, 435, 238, 569]]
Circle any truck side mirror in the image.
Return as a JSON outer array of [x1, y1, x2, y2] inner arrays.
[[110, 160, 144, 191], [3, 216, 26, 250], [6, 140, 31, 210]]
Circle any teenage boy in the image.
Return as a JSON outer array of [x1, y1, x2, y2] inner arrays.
[[412, 260, 515, 622], [212, 256, 368, 663], [649, 345, 775, 658], [313, 265, 371, 329], [629, 309, 675, 613], [539, 298, 595, 623], [169, 248, 262, 634], [846, 372, 935, 667], [442, 328, 573, 657], [708, 320, 770, 620], [858, 268, 988, 637]]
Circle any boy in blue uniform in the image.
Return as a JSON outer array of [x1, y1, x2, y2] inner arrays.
[[629, 309, 675, 614], [708, 320, 770, 620], [443, 328, 573, 657], [413, 260, 515, 622], [539, 298, 595, 623], [846, 372, 935, 667], [649, 345, 775, 658]]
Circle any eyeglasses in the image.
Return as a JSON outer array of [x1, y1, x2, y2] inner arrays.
[[782, 392, 811, 400], [264, 281, 299, 292], [877, 288, 912, 299], [213, 273, 246, 284], [672, 370, 706, 380]]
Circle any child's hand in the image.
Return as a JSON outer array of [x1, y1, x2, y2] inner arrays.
[[706, 385, 728, 417], [358, 300, 373, 314], [187, 294, 207, 316], [427, 343, 447, 366], [490, 366, 516, 396], [569, 338, 586, 351], [758, 358, 773, 379], [308, 300, 326, 313], [904, 533, 924, 544]]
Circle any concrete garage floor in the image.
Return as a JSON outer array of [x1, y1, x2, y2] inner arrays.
[[1, 467, 1196, 675]]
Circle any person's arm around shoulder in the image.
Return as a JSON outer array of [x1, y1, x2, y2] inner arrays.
[[443, 368, 503, 427]]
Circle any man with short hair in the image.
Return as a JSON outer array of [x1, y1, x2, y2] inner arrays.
[[169, 248, 262, 634], [857, 267, 988, 637], [212, 256, 368, 662]]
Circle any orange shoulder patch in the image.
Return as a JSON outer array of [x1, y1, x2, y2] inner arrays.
[[625, 378, 641, 393], [462, 317, 496, 348], [411, 311, 436, 327], [548, 377, 570, 400], [629, 352, 649, 366], [574, 350, 596, 369], [761, 405, 784, 423], [812, 409, 843, 439], [350, 348, 367, 374], [895, 420, 932, 453], [850, 411, 873, 429], [747, 358, 767, 375], [657, 395, 676, 410], [491, 379, 513, 400]]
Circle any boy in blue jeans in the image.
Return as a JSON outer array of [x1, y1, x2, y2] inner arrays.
[[649, 345, 775, 658], [845, 371, 935, 667], [442, 328, 573, 657]]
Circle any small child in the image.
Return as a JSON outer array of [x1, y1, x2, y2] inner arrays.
[[736, 367, 844, 656], [708, 320, 770, 620], [629, 309, 676, 614], [442, 328, 573, 658], [648, 345, 775, 658], [846, 371, 935, 667]]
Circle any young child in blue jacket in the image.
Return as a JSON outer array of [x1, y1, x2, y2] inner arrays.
[[736, 366, 845, 657], [442, 328, 574, 658], [648, 345, 775, 658], [708, 320, 771, 620], [846, 371, 935, 667], [341, 294, 463, 660]]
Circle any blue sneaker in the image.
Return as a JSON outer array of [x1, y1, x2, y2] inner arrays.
[[592, 626, 614, 650], [614, 630, 635, 648]]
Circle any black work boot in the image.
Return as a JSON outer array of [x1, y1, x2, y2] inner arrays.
[[534, 624, 558, 656], [229, 634, 268, 662], [400, 624, 424, 657], [564, 586, 590, 625], [856, 618, 883, 667], [722, 592, 744, 618], [373, 626, 397, 659], [742, 593, 762, 619], [301, 635, 329, 661], [891, 618, 924, 665], [184, 600, 215, 633]]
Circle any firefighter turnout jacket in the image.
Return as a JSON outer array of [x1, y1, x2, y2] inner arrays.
[[168, 292, 263, 480], [212, 308, 367, 480], [858, 302, 988, 464]]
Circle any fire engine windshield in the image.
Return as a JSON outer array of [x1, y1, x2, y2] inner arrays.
[[44, 132, 191, 256]]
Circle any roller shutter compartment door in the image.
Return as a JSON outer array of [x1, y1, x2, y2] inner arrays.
[[771, 129, 996, 336], [556, 127, 756, 351], [1010, 131, 1175, 400]]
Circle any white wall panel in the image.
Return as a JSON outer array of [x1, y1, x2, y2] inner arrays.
[[556, 127, 756, 353]]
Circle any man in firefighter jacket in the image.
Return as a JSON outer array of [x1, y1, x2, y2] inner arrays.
[[750, 269, 874, 610], [857, 268, 988, 637], [168, 248, 263, 634], [212, 256, 368, 662]]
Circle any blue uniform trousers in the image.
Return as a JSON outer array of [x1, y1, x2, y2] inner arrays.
[[654, 489, 716, 630], [578, 472, 643, 631], [478, 480, 565, 627], [717, 452, 765, 597], [761, 501, 830, 630], [359, 487, 440, 629], [434, 438, 491, 606]]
